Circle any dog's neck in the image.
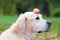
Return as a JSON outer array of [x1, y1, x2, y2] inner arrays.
[[12, 25, 37, 40], [23, 32, 37, 40], [23, 26, 37, 40]]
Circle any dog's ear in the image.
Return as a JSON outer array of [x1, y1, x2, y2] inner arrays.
[[15, 15, 27, 33]]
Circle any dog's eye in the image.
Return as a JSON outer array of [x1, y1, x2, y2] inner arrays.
[[35, 17, 40, 20]]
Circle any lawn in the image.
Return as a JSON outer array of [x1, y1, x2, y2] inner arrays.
[[0, 15, 60, 40]]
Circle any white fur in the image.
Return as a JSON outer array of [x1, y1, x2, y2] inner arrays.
[[0, 12, 50, 40]]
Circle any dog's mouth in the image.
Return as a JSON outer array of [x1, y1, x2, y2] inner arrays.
[[38, 31, 42, 33], [38, 30, 49, 33]]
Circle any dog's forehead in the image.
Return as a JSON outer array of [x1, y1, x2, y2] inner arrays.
[[24, 12, 42, 19]]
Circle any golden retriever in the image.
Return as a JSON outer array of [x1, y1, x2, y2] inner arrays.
[[0, 8, 51, 40]]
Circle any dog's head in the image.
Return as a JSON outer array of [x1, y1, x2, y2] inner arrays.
[[16, 8, 51, 33]]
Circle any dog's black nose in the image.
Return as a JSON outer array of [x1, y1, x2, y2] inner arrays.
[[46, 21, 51, 27]]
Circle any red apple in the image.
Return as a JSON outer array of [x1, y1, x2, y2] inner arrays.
[[33, 8, 40, 14]]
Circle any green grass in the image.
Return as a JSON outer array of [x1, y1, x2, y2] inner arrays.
[[0, 16, 60, 40], [0, 15, 18, 31]]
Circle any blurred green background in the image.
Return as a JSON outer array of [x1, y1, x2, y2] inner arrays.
[[0, 0, 60, 40], [0, 0, 60, 17]]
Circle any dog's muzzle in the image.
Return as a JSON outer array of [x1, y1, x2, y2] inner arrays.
[[38, 21, 51, 33]]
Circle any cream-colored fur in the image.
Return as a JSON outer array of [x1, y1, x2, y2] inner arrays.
[[0, 12, 50, 40]]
